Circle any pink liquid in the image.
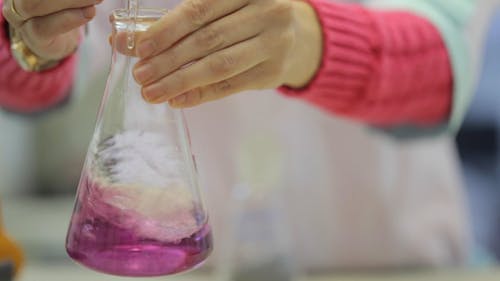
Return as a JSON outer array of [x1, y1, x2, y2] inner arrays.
[[66, 177, 213, 277]]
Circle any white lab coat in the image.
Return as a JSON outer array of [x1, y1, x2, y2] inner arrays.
[[33, 0, 497, 270]]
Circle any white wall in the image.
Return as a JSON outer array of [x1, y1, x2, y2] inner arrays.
[[0, 112, 36, 195]]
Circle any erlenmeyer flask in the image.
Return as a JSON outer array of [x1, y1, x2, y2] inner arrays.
[[65, 8, 212, 277], [215, 135, 302, 281], [217, 183, 301, 281]]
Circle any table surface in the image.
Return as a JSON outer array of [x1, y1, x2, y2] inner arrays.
[[5, 197, 500, 281], [18, 263, 500, 281]]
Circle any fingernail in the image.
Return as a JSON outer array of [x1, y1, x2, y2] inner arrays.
[[142, 84, 164, 103], [137, 40, 155, 58], [133, 63, 153, 84], [82, 6, 95, 19]]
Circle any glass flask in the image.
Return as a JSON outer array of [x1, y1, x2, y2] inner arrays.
[[216, 184, 301, 281], [215, 135, 302, 281], [65, 8, 213, 277]]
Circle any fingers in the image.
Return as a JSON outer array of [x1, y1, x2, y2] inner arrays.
[[169, 64, 271, 108], [140, 37, 267, 103], [22, 6, 95, 43], [2, 0, 26, 27], [130, 6, 264, 85], [135, 0, 250, 59], [8, 0, 100, 20]]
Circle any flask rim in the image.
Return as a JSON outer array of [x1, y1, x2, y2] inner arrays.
[[111, 8, 168, 22]]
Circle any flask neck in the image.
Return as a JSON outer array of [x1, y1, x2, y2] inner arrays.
[[101, 9, 173, 133], [106, 8, 165, 114]]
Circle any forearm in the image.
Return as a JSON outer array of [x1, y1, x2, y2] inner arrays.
[[0, 2, 77, 113], [280, 0, 453, 127]]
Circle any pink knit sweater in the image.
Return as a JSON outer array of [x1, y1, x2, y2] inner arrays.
[[0, 0, 452, 125], [279, 0, 452, 126], [0, 3, 76, 113]]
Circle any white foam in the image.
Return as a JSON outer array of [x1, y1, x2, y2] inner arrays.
[[91, 130, 200, 241], [97, 130, 187, 188]]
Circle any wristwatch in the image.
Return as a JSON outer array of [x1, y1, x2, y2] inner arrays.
[[8, 26, 59, 72]]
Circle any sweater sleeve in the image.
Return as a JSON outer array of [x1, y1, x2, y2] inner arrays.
[[0, 3, 77, 114], [279, 0, 454, 128]]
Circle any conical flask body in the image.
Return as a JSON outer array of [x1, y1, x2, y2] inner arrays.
[[65, 9, 212, 277]]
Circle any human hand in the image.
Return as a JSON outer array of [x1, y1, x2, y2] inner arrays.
[[115, 0, 322, 107], [2, 0, 102, 61]]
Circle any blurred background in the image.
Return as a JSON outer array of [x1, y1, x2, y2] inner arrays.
[[455, 8, 500, 265], [1, 5, 500, 281]]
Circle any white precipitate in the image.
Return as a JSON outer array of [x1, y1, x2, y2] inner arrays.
[[92, 130, 199, 242]]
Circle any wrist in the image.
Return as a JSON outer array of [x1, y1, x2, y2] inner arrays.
[[8, 26, 62, 72], [284, 0, 322, 88]]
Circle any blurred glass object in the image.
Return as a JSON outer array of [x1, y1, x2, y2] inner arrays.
[[218, 184, 301, 281], [215, 135, 302, 281], [456, 8, 500, 264]]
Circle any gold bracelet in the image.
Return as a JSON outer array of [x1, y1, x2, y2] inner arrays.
[[8, 26, 59, 72]]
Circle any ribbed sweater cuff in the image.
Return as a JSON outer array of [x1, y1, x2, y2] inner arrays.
[[279, 0, 374, 103], [278, 0, 452, 126]]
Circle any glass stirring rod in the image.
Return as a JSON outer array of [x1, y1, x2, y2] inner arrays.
[[127, 0, 139, 50]]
